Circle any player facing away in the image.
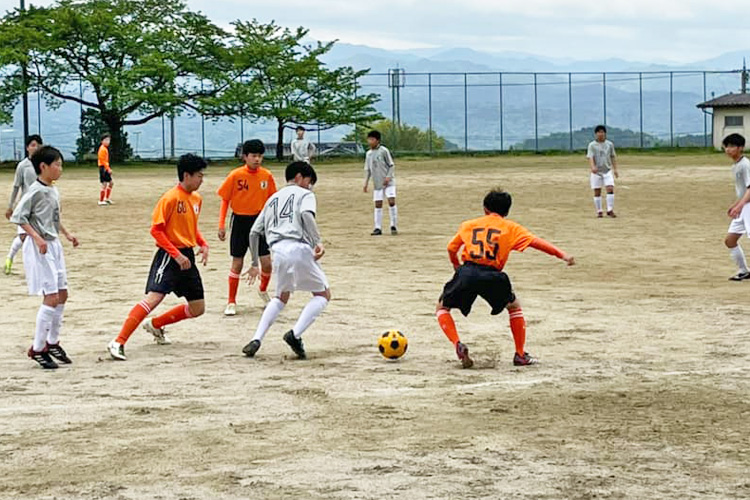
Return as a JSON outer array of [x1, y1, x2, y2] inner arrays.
[[587, 125, 619, 218], [363, 130, 398, 235], [436, 189, 575, 369], [290, 125, 316, 163], [107, 154, 209, 361], [722, 134, 750, 281], [97, 133, 114, 206], [11, 146, 79, 369], [5, 134, 43, 274], [242, 162, 330, 360], [217, 139, 277, 316]]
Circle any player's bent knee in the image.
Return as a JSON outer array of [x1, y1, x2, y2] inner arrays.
[[188, 302, 205, 317]]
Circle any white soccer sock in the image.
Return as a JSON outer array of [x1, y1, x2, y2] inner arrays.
[[389, 205, 398, 228], [606, 193, 615, 212], [33, 305, 56, 352], [47, 304, 65, 345], [252, 298, 285, 342], [7, 235, 23, 260], [593, 197, 603, 213], [292, 296, 328, 339], [374, 208, 383, 230], [730, 245, 749, 273]]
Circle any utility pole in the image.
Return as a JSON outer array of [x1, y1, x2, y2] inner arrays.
[[20, 0, 29, 142], [743, 58, 748, 94]]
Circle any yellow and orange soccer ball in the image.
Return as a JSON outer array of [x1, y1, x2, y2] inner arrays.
[[378, 330, 408, 360]]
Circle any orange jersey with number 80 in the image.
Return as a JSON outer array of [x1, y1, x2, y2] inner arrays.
[[217, 166, 277, 216], [447, 214, 535, 271]]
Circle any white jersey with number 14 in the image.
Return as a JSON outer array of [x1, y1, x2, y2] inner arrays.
[[252, 184, 317, 248]]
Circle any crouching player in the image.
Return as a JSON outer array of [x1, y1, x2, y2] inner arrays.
[[108, 154, 209, 360], [436, 189, 575, 368]]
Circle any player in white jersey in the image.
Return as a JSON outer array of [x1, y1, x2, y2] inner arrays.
[[363, 130, 398, 235], [10, 146, 79, 369], [587, 125, 619, 218], [722, 133, 750, 281], [290, 125, 316, 163], [242, 161, 329, 359], [5, 134, 43, 274]]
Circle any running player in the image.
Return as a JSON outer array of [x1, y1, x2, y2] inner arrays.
[[722, 133, 750, 281], [98, 133, 113, 205], [587, 125, 619, 218], [363, 130, 398, 235], [217, 139, 277, 315], [11, 146, 79, 369], [241, 161, 329, 360], [436, 189, 575, 369], [290, 126, 316, 163], [5, 134, 43, 274], [107, 154, 208, 361]]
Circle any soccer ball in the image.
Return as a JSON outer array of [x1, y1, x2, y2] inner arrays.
[[378, 330, 408, 360]]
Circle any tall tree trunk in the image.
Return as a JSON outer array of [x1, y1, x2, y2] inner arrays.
[[102, 114, 129, 163], [276, 119, 285, 161]]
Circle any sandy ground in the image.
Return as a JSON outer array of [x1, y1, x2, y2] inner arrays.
[[0, 154, 749, 500]]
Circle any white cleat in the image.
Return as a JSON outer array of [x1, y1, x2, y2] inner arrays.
[[224, 303, 237, 316], [258, 290, 271, 305], [143, 318, 172, 345], [108, 340, 127, 361], [98, 201, 107, 206]]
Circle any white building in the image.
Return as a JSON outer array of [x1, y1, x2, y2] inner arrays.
[[697, 93, 750, 150]]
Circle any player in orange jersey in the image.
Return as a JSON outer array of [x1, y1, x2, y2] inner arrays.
[[436, 189, 575, 369], [97, 134, 113, 206], [107, 154, 209, 361], [217, 139, 277, 316]]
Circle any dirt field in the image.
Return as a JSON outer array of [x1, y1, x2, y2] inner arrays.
[[1, 153, 749, 500]]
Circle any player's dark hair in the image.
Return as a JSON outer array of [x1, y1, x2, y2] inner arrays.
[[368, 130, 381, 141], [296, 125, 305, 132], [285, 161, 317, 184], [483, 189, 512, 217], [31, 146, 63, 175], [594, 125, 607, 134], [25, 134, 42, 148], [177, 153, 207, 181], [723, 133, 746, 148], [242, 139, 265, 155], [101, 133, 111, 141]]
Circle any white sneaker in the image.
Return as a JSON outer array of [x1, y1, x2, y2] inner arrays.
[[224, 303, 237, 316], [143, 319, 172, 345], [258, 290, 271, 304], [108, 340, 127, 361], [105, 199, 114, 205], [98, 201, 107, 206]]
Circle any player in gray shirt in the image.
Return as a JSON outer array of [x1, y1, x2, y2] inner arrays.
[[363, 130, 398, 235], [290, 126, 316, 163], [723, 133, 750, 281], [586, 125, 619, 218], [5, 134, 43, 274]]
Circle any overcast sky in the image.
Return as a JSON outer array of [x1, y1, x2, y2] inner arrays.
[[1, 0, 747, 63]]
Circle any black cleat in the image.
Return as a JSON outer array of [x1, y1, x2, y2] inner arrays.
[[513, 352, 538, 366], [46, 343, 72, 364], [283, 330, 307, 359], [28, 347, 58, 369], [242, 340, 261, 358], [390, 226, 398, 235], [371, 228, 383, 236], [729, 271, 750, 281]]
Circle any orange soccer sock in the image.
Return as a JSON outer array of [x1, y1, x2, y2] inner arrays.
[[228, 272, 240, 304], [259, 271, 271, 292], [115, 301, 151, 345], [105, 186, 112, 199], [99, 188, 106, 202], [152, 304, 192, 329], [437, 309, 460, 346], [509, 308, 526, 356]]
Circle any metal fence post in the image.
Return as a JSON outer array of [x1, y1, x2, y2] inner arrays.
[[602, 72, 607, 127], [534, 73, 539, 152], [428, 73, 433, 155], [464, 73, 468, 152], [161, 114, 166, 160], [703, 71, 708, 147], [499, 72, 504, 152], [200, 80, 206, 158], [568, 72, 573, 151], [37, 89, 41, 135], [670, 71, 674, 147], [639, 72, 644, 148]]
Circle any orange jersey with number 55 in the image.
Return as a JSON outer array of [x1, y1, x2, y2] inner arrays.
[[447, 214, 535, 271], [216, 166, 277, 216]]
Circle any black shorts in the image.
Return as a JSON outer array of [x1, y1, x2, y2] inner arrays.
[[145, 248, 204, 301], [440, 262, 515, 317], [99, 166, 112, 183], [230, 214, 269, 258]]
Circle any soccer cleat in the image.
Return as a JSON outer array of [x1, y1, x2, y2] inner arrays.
[[4, 257, 12, 275], [224, 303, 237, 316], [391, 226, 398, 236], [607, 211, 617, 218], [729, 271, 750, 281], [455, 342, 473, 369], [46, 342, 72, 364], [258, 290, 271, 305], [513, 352, 538, 366], [283, 330, 307, 360], [105, 199, 114, 205], [371, 228, 383, 236], [143, 319, 171, 345], [242, 339, 261, 358], [107, 340, 127, 361], [596, 212, 604, 218], [28, 347, 58, 369], [97, 201, 107, 206]]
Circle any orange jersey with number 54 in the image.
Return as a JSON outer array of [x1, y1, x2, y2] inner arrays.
[[447, 214, 535, 271], [217, 166, 277, 216]]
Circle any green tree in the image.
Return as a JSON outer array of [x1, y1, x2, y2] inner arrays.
[[205, 20, 382, 161], [344, 120, 454, 152], [0, 0, 230, 161]]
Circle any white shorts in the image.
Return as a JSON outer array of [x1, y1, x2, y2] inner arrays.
[[22, 237, 68, 296], [271, 240, 329, 294], [590, 171, 615, 189], [373, 184, 397, 202], [16, 224, 26, 236], [728, 203, 750, 237]]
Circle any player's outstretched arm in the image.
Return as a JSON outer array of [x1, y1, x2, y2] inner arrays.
[[529, 237, 575, 266]]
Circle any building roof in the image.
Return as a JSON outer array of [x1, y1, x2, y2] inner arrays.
[[697, 92, 750, 109]]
